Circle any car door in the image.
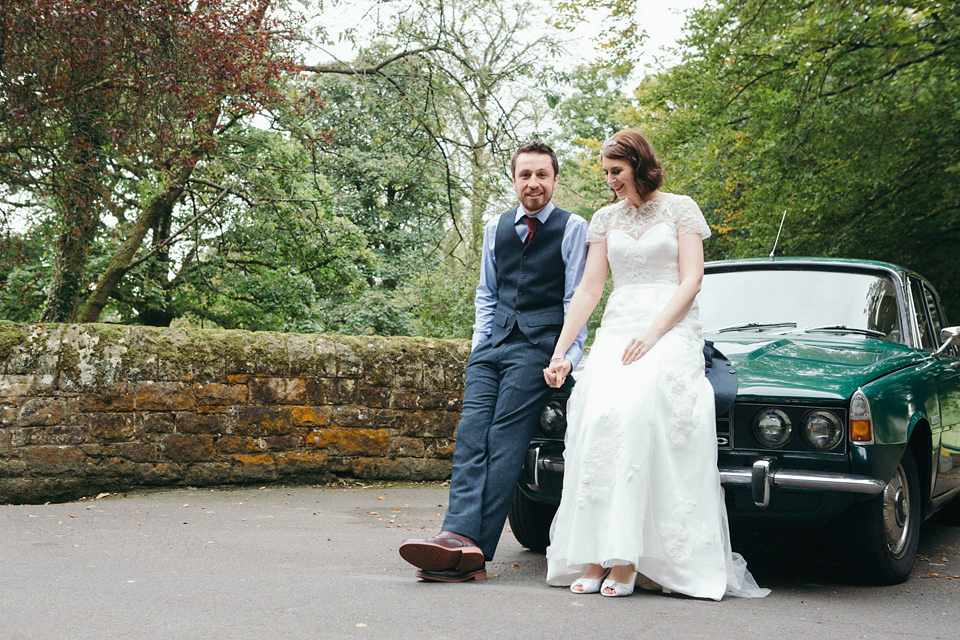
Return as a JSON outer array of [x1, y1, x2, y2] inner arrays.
[[912, 278, 960, 498]]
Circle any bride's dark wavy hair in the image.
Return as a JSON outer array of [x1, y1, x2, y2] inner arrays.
[[600, 130, 664, 203]]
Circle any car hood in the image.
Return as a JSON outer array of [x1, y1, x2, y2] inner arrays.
[[708, 334, 927, 402]]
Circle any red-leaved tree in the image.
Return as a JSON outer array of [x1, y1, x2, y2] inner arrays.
[[0, 0, 300, 322]]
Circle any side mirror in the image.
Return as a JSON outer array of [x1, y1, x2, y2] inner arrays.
[[933, 326, 960, 357]]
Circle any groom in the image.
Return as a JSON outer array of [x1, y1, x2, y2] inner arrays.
[[399, 140, 589, 582]]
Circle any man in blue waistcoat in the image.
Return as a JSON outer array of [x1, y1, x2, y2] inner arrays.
[[399, 140, 589, 582]]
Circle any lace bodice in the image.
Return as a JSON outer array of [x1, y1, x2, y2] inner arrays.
[[587, 194, 710, 288]]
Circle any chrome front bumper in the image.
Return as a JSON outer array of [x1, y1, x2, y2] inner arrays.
[[526, 447, 887, 508]]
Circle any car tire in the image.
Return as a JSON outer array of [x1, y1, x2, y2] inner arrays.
[[845, 453, 921, 585], [508, 486, 557, 554]]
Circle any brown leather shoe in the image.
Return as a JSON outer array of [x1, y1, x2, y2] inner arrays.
[[399, 531, 485, 571], [415, 565, 487, 582]]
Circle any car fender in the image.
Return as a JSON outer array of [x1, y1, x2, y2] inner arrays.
[[853, 361, 942, 491]]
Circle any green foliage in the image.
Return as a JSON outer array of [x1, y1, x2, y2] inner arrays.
[[614, 0, 960, 318], [401, 261, 479, 340]]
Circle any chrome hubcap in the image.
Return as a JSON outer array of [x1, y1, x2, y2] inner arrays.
[[882, 465, 910, 557]]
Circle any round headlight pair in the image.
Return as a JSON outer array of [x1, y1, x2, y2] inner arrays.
[[752, 408, 843, 450]]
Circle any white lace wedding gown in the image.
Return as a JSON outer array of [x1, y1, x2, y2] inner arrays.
[[545, 194, 769, 600]]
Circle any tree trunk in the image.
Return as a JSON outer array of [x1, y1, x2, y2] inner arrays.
[[40, 115, 105, 322], [76, 163, 194, 323]]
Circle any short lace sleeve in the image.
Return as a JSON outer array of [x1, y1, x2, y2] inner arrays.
[[671, 195, 711, 239], [586, 205, 614, 243]]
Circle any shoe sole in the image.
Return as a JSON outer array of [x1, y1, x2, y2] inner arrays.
[[399, 541, 485, 571], [415, 568, 487, 582]]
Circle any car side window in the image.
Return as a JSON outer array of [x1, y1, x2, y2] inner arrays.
[[922, 282, 957, 357], [909, 279, 936, 350]]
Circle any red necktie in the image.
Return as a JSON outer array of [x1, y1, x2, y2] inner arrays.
[[524, 216, 539, 245]]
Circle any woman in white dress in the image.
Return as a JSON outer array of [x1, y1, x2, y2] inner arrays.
[[542, 130, 768, 600]]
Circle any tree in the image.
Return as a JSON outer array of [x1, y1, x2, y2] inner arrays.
[[0, 0, 300, 322], [618, 0, 960, 317]]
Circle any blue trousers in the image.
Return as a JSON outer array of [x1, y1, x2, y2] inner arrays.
[[442, 329, 556, 560]]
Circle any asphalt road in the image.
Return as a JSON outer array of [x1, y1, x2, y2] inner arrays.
[[2, 483, 959, 640]]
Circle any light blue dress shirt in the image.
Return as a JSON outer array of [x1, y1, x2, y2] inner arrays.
[[471, 201, 590, 369]]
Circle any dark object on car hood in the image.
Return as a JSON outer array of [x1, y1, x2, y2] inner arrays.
[[704, 339, 737, 415]]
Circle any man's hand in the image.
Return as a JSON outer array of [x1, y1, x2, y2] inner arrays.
[[543, 358, 572, 388]]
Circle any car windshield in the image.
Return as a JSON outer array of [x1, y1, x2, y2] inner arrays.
[[699, 267, 903, 342]]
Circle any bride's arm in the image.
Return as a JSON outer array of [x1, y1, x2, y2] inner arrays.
[[621, 233, 704, 365], [543, 241, 609, 387]]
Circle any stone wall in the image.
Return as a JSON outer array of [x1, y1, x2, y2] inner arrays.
[[0, 322, 470, 504]]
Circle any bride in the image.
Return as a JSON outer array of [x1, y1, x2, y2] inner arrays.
[[542, 130, 768, 600]]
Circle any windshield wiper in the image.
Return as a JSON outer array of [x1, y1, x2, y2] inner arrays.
[[802, 325, 886, 338], [713, 322, 797, 333]]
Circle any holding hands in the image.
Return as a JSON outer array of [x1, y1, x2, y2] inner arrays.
[[543, 357, 572, 388]]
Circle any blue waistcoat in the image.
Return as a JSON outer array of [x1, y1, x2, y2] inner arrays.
[[490, 206, 572, 347]]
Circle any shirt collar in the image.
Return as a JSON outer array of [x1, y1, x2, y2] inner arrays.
[[515, 201, 555, 224]]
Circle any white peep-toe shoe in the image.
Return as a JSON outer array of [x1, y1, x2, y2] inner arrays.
[[601, 571, 638, 597], [570, 569, 610, 594]]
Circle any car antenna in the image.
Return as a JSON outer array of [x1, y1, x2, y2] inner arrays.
[[769, 210, 787, 260]]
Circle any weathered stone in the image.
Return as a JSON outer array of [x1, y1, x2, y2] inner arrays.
[[16, 398, 68, 427], [89, 456, 138, 477], [154, 328, 227, 382], [0, 323, 475, 502], [290, 406, 331, 428], [231, 407, 293, 436], [275, 451, 329, 476], [0, 456, 28, 477], [0, 405, 16, 427], [142, 412, 176, 434], [334, 338, 364, 379], [372, 409, 406, 429], [22, 445, 87, 474], [305, 429, 341, 451], [184, 461, 234, 485], [262, 435, 302, 450], [176, 412, 227, 435], [389, 437, 425, 458], [328, 405, 374, 429], [113, 442, 160, 462], [215, 436, 265, 454], [84, 412, 139, 442], [161, 434, 217, 462], [249, 333, 289, 376], [424, 438, 457, 459], [138, 462, 185, 483], [231, 453, 278, 480], [249, 377, 308, 405], [0, 375, 31, 397], [341, 429, 391, 456], [78, 389, 136, 412], [58, 324, 132, 392], [135, 381, 195, 410], [352, 456, 412, 479], [357, 386, 392, 409], [410, 458, 453, 480], [399, 410, 460, 439], [11, 426, 86, 447], [0, 427, 10, 455], [194, 382, 247, 406]]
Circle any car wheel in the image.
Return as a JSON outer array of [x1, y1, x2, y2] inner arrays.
[[845, 453, 921, 585], [508, 486, 557, 553]]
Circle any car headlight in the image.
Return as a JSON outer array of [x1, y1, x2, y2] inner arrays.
[[539, 400, 567, 438], [802, 410, 843, 450], [753, 408, 792, 448]]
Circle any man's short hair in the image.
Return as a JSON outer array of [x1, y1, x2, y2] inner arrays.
[[510, 140, 559, 178]]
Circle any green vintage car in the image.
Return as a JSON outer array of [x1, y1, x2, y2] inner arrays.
[[510, 258, 960, 584]]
